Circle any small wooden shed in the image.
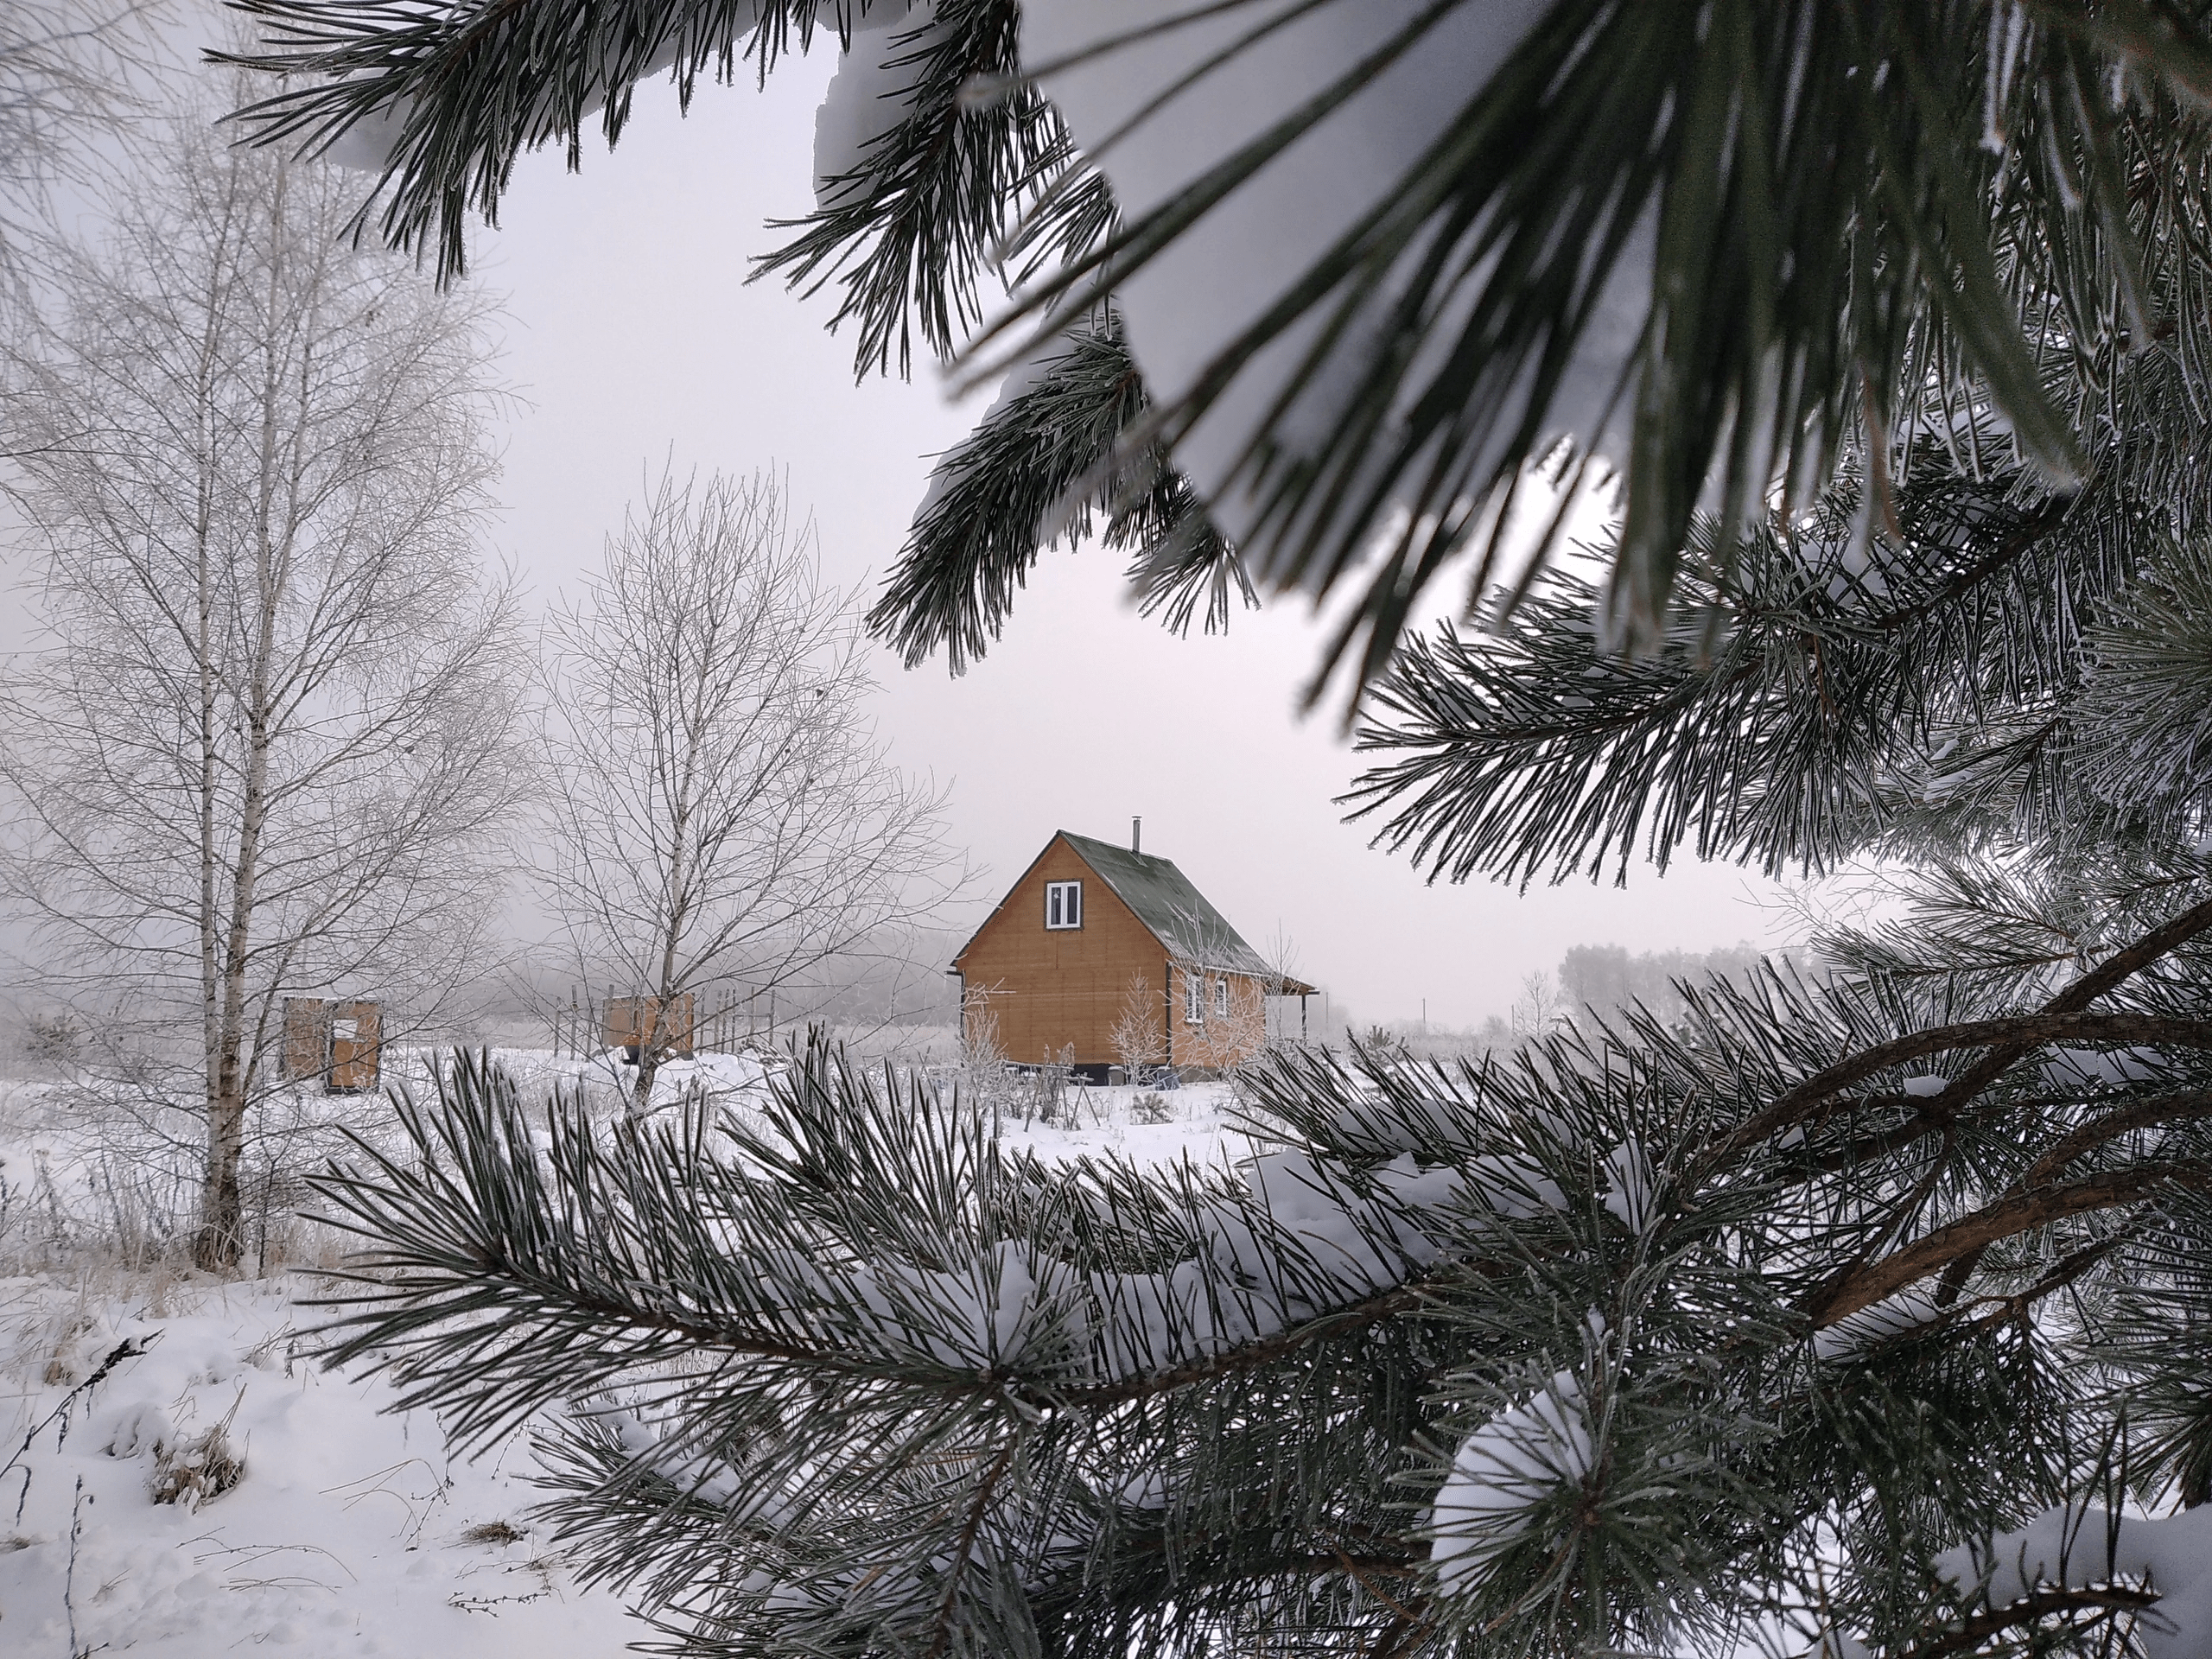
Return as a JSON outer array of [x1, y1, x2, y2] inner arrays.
[[279, 995, 382, 1093], [603, 993, 696, 1062], [950, 829, 1315, 1080], [327, 1000, 382, 1093]]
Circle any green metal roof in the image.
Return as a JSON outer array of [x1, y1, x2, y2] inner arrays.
[[1057, 831, 1302, 985]]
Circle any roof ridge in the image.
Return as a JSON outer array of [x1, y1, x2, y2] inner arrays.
[[1058, 831, 1270, 978]]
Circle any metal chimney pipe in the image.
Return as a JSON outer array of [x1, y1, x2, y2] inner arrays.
[[1132, 816, 1141, 854]]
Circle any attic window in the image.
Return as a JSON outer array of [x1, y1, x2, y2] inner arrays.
[[1215, 977, 1230, 1017], [1046, 880, 1082, 930]]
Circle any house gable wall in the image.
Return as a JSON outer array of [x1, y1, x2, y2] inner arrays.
[[955, 836, 1166, 1069]]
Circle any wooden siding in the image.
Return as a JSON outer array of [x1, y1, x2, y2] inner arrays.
[[604, 993, 696, 1057], [327, 1000, 383, 1094], [954, 836, 1274, 1070], [1170, 969, 1270, 1072], [281, 996, 329, 1084]]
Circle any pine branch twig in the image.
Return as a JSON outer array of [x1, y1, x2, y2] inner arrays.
[[1807, 1163, 2212, 1326]]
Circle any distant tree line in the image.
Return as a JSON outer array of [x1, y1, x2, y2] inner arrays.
[[1554, 942, 1774, 1030]]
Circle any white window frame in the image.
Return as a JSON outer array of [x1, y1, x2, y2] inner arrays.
[[1185, 972, 1205, 1025], [1215, 977, 1230, 1018], [1045, 880, 1083, 930]]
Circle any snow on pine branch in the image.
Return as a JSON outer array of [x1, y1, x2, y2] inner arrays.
[[1429, 1365, 1596, 1593], [291, 945, 2212, 1658], [306, 1042, 1640, 1434], [315, 23, 691, 174], [1936, 1503, 2212, 1659], [813, 1, 933, 207], [1016, 0, 1648, 585]]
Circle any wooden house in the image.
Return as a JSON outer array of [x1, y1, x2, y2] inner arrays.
[[950, 829, 1317, 1081]]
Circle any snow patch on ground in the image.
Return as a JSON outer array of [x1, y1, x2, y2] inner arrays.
[[0, 1276, 652, 1656], [992, 1077, 1247, 1166]]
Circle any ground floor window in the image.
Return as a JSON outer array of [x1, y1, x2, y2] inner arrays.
[[1215, 977, 1230, 1017], [1185, 973, 1204, 1024]]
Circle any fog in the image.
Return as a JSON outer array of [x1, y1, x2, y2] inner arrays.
[[464, 51, 1786, 1033]]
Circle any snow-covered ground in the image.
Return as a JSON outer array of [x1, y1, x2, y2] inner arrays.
[[0, 1274, 647, 1656], [0, 1054, 1248, 1656]]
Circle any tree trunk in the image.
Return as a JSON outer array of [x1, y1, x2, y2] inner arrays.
[[191, 178, 236, 1273], [196, 1084, 248, 1270], [195, 163, 288, 1271], [197, 791, 269, 1268], [193, 302, 225, 1265], [633, 722, 702, 1116], [632, 1001, 664, 1114]]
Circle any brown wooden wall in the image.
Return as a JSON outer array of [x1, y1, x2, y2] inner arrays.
[[1169, 969, 1269, 1073], [954, 836, 1271, 1071], [281, 996, 329, 1083], [604, 994, 696, 1057], [327, 999, 383, 1094]]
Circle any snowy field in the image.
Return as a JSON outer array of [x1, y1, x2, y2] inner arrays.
[[0, 1053, 1248, 1656]]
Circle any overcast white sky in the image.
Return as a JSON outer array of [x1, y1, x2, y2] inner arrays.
[[23, 16, 1793, 1032]]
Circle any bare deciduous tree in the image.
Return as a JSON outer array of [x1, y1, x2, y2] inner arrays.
[[0, 5, 149, 136], [537, 467, 959, 1111], [1509, 970, 1568, 1039], [1109, 969, 1163, 1083], [0, 107, 530, 1270], [0, 3, 166, 280]]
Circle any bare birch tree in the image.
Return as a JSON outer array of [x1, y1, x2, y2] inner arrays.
[[0, 105, 530, 1269], [0, 2, 164, 278], [537, 467, 957, 1111]]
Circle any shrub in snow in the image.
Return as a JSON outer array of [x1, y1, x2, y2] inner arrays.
[[148, 1417, 245, 1510]]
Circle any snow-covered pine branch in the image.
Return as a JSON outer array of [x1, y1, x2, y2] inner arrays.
[[302, 875, 2212, 1656]]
